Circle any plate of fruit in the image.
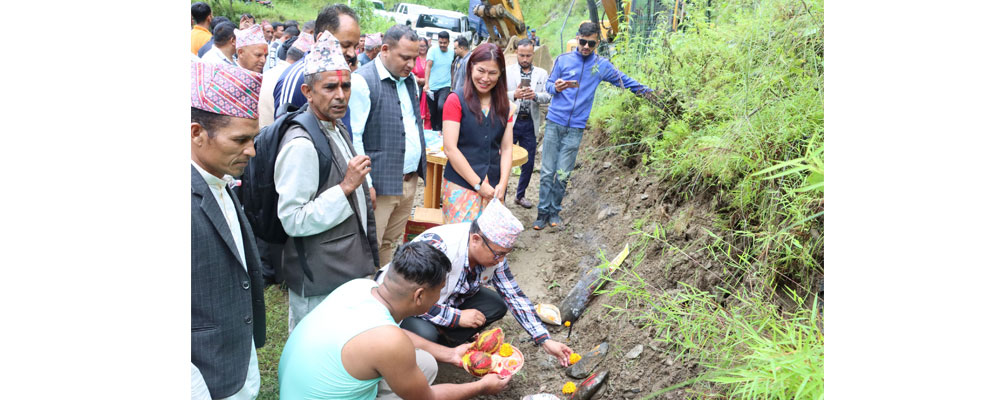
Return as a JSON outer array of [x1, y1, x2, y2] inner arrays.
[[460, 328, 525, 378]]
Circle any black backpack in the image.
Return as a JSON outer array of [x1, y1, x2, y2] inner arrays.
[[240, 103, 333, 281]]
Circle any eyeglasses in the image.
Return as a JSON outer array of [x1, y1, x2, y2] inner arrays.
[[481, 236, 511, 261], [579, 39, 599, 48]]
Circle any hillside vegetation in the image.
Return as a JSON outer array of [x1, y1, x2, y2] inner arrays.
[[197, 0, 393, 33], [589, 0, 824, 397]]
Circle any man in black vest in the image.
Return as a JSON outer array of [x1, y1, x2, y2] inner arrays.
[[349, 24, 427, 265], [190, 61, 267, 399], [275, 31, 379, 331]]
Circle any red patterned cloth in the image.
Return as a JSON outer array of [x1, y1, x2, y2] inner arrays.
[[235, 24, 267, 49], [414, 56, 431, 129], [191, 61, 262, 119]]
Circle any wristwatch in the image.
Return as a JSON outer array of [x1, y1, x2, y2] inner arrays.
[[474, 178, 482, 192]]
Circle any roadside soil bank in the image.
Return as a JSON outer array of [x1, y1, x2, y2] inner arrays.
[[420, 126, 726, 399]]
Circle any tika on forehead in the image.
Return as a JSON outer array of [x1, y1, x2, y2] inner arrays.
[[304, 30, 351, 75]]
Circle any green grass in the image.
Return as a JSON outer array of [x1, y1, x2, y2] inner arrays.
[[587, 0, 824, 397], [590, 0, 824, 288], [600, 223, 824, 399], [197, 0, 394, 33], [257, 284, 290, 399]]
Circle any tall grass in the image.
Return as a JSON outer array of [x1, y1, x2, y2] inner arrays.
[[591, 0, 824, 397], [590, 0, 824, 290], [600, 222, 824, 399]]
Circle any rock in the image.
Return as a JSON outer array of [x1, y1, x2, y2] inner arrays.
[[547, 247, 555, 253], [625, 344, 643, 359], [574, 233, 584, 240], [592, 380, 608, 400], [640, 193, 649, 201], [538, 355, 558, 369], [567, 342, 610, 379], [622, 388, 641, 399], [570, 370, 608, 400], [601, 161, 612, 170], [597, 206, 618, 221]]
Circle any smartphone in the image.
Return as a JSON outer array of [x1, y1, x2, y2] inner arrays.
[[566, 80, 579, 88], [520, 77, 531, 88]]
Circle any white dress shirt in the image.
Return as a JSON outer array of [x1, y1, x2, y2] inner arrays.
[[202, 45, 236, 66], [258, 60, 291, 129], [349, 55, 422, 175], [274, 119, 368, 237], [190, 161, 260, 400]]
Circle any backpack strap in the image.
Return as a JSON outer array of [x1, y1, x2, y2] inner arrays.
[[291, 106, 334, 190]]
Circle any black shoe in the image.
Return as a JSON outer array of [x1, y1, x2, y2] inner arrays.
[[532, 214, 548, 230], [515, 197, 534, 209]]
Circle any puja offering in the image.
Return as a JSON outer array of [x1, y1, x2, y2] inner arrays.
[[535, 303, 562, 325], [462, 350, 496, 377], [471, 327, 505, 353], [461, 328, 525, 377]]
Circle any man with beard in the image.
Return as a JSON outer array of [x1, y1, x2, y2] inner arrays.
[[273, 4, 361, 137], [505, 39, 549, 209], [275, 31, 379, 331]]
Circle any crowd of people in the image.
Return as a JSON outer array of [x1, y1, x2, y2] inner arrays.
[[190, 1, 651, 399]]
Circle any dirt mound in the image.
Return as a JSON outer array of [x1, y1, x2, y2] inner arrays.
[[431, 128, 723, 399]]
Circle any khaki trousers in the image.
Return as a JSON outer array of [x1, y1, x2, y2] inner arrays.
[[375, 174, 418, 266]]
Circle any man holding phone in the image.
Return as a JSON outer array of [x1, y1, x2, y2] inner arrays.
[[505, 38, 550, 209], [535, 22, 652, 230]]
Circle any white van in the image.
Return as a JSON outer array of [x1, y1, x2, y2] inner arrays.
[[390, 2, 430, 26], [413, 9, 472, 43]]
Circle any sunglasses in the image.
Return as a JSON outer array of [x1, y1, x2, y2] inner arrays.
[[579, 39, 599, 48], [481, 236, 511, 261]]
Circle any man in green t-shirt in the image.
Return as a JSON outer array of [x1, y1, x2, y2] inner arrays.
[[278, 241, 510, 399]]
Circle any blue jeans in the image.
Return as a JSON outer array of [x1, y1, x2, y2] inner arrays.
[[537, 121, 584, 217], [512, 117, 536, 200]]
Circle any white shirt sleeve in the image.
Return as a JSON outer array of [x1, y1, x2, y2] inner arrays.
[[190, 363, 212, 400], [275, 137, 355, 237], [349, 73, 371, 157], [348, 73, 374, 188]]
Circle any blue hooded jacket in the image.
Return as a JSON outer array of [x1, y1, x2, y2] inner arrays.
[[545, 49, 651, 129]]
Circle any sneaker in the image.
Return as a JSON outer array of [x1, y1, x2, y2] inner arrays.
[[532, 214, 548, 230], [548, 214, 562, 227], [515, 197, 534, 209]]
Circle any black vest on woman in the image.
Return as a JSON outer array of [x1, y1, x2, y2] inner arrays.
[[443, 93, 505, 191]]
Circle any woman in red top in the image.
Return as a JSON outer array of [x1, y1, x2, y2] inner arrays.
[[414, 37, 432, 130], [440, 43, 516, 223]]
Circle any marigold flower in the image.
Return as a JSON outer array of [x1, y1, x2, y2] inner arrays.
[[562, 381, 577, 394], [569, 353, 582, 365], [498, 343, 513, 357], [564, 321, 571, 327]]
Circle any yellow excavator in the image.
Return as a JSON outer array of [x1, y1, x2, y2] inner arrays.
[[469, 0, 684, 70]]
